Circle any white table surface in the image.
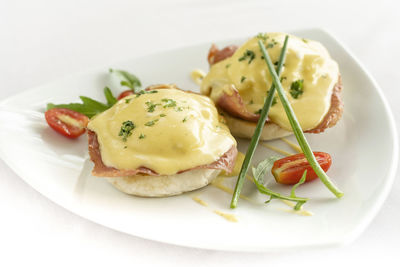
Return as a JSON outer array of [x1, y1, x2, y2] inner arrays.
[[1, 0, 399, 266]]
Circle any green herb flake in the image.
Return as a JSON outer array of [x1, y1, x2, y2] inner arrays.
[[255, 109, 262, 115], [125, 98, 131, 104], [145, 101, 160, 112], [238, 50, 256, 64], [119, 120, 135, 142], [302, 38, 309, 43], [266, 38, 278, 49], [290, 79, 304, 99], [139, 133, 146, 139], [182, 117, 188, 123], [161, 98, 177, 108], [240, 76, 246, 83], [175, 106, 183, 112], [145, 119, 159, 127], [256, 33, 268, 41], [135, 90, 158, 98], [249, 99, 254, 104], [159, 114, 166, 117], [225, 64, 231, 68]]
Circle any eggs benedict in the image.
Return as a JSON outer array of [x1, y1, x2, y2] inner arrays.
[[201, 32, 343, 140], [87, 84, 237, 197]]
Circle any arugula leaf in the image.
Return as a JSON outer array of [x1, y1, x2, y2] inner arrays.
[[104, 87, 117, 106], [109, 68, 141, 92], [47, 87, 117, 118], [251, 157, 308, 210]]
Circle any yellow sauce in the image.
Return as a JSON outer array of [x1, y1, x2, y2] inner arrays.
[[201, 32, 339, 131], [261, 143, 293, 156], [192, 196, 208, 207], [211, 176, 254, 202], [213, 210, 238, 222], [87, 88, 236, 175], [280, 200, 313, 216], [280, 137, 302, 153], [190, 69, 206, 85]]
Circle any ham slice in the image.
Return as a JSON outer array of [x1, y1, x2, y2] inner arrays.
[[88, 130, 237, 177], [207, 44, 344, 132]]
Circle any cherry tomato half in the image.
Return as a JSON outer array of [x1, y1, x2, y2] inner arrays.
[[271, 152, 332, 185], [45, 108, 89, 139], [117, 90, 134, 100]]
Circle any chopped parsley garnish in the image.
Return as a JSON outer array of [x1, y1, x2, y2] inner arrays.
[[175, 106, 183, 112], [225, 64, 231, 68], [280, 76, 287, 82], [302, 38, 308, 43], [249, 99, 254, 104], [159, 113, 166, 117], [139, 133, 146, 139], [266, 39, 278, 49], [238, 50, 255, 64], [145, 119, 159, 126], [119, 120, 135, 142], [135, 90, 158, 98], [145, 101, 160, 112], [290, 79, 304, 99], [182, 117, 188, 123], [161, 98, 177, 108], [241, 76, 246, 83], [255, 109, 262, 115], [256, 33, 268, 41], [125, 98, 131, 104]]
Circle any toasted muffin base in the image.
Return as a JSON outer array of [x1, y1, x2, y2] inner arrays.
[[221, 110, 292, 141], [106, 169, 221, 197]]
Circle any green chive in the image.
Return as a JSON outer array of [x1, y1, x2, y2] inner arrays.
[[258, 38, 343, 198], [230, 36, 289, 209]]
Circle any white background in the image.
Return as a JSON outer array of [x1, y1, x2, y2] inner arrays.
[[1, 0, 399, 266]]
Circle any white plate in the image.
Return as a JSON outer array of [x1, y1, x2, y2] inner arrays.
[[0, 28, 398, 252]]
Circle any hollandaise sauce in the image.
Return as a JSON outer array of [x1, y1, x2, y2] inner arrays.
[[88, 88, 236, 175], [201, 32, 339, 131]]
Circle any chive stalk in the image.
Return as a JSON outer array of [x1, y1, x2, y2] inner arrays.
[[230, 36, 290, 208], [258, 39, 343, 198]]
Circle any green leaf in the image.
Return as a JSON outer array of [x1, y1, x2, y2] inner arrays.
[[109, 68, 142, 92], [290, 170, 307, 198], [104, 87, 117, 106], [251, 156, 308, 210], [47, 95, 111, 119], [252, 156, 279, 184]]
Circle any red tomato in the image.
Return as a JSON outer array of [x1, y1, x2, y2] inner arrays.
[[117, 90, 134, 100], [271, 152, 332, 185], [45, 108, 89, 139]]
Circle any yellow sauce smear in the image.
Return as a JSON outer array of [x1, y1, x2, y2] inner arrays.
[[211, 180, 254, 203], [192, 196, 208, 207], [280, 200, 313, 216], [213, 210, 238, 222], [190, 69, 206, 85], [261, 143, 293, 156], [280, 137, 302, 153]]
